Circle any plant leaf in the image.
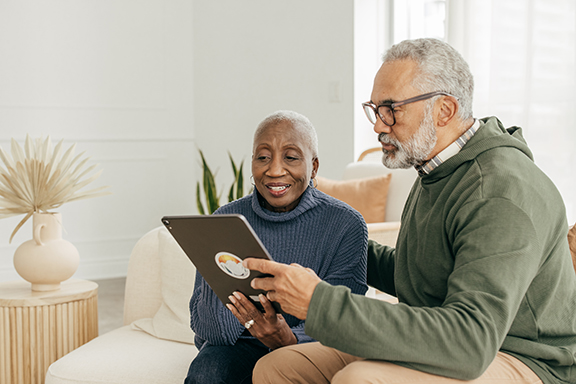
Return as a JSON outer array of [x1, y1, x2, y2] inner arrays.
[[236, 160, 244, 200], [196, 182, 205, 215], [199, 150, 219, 214], [227, 183, 234, 203], [24, 134, 33, 159], [9, 211, 33, 243], [0, 145, 15, 169], [228, 152, 238, 176], [0, 135, 109, 241]]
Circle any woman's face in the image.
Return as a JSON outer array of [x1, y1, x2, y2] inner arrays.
[[252, 121, 319, 213]]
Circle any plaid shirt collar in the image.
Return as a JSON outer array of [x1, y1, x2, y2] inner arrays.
[[415, 119, 480, 176]]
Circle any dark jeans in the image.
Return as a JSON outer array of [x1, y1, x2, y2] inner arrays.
[[184, 335, 270, 384]]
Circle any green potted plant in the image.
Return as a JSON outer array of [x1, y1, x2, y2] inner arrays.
[[196, 150, 250, 215]]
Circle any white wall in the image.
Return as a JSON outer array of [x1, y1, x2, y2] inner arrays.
[[0, 0, 195, 281], [0, 0, 356, 282], [192, 1, 356, 185]]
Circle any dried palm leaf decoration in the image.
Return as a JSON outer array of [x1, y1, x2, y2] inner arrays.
[[0, 135, 111, 242]]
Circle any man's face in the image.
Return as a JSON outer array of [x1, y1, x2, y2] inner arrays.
[[370, 59, 438, 169]]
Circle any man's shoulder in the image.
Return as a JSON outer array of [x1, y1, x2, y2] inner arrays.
[[452, 142, 565, 221]]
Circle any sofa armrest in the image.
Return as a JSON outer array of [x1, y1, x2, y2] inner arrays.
[[367, 221, 400, 247], [123, 226, 165, 325]]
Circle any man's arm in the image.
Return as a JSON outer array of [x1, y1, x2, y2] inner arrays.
[[304, 199, 544, 380]]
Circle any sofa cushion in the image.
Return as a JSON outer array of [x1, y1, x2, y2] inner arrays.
[[316, 174, 392, 223], [132, 227, 196, 344], [45, 325, 198, 384], [342, 162, 417, 222]]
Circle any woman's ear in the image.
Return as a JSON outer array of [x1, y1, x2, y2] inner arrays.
[[311, 157, 319, 179], [435, 95, 459, 127]]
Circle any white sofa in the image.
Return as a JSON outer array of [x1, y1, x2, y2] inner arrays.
[[45, 161, 415, 384], [45, 226, 199, 384]]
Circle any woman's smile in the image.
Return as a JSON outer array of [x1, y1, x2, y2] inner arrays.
[[266, 183, 291, 196]]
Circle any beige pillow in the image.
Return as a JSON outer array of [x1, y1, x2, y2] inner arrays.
[[132, 227, 196, 344], [568, 224, 576, 272], [316, 174, 392, 223]]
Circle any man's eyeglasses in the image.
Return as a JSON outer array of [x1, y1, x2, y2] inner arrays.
[[362, 91, 458, 127]]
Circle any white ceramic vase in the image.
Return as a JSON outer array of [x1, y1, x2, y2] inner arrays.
[[13, 212, 80, 291]]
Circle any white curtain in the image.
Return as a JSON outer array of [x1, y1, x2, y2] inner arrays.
[[450, 0, 576, 223]]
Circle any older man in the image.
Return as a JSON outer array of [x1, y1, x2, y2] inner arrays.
[[244, 38, 576, 384]]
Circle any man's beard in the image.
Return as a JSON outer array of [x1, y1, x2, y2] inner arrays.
[[378, 104, 437, 169]]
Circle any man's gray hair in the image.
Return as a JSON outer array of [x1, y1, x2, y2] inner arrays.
[[383, 38, 474, 119], [253, 110, 319, 158]]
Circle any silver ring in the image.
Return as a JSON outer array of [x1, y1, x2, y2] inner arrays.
[[244, 319, 255, 329]]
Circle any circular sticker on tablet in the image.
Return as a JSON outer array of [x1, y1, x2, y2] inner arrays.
[[215, 252, 250, 279]]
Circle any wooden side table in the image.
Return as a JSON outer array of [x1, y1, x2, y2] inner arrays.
[[0, 278, 98, 384]]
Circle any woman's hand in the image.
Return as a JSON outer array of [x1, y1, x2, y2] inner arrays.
[[226, 291, 297, 350]]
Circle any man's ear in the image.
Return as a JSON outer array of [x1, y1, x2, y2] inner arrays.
[[435, 95, 459, 127], [311, 157, 319, 179]]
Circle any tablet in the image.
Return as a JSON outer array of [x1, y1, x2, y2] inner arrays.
[[161, 214, 282, 313]]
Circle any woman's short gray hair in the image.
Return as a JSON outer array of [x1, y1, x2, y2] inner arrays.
[[253, 110, 319, 158], [383, 38, 474, 120]]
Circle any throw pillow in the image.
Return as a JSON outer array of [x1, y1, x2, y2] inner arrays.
[[568, 224, 576, 271], [316, 174, 392, 223], [132, 227, 196, 344]]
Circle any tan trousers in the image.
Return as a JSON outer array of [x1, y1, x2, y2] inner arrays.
[[252, 342, 542, 384]]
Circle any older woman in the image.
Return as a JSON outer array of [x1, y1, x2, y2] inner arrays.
[[185, 110, 367, 384]]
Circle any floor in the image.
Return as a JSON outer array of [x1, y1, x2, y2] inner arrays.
[[93, 277, 126, 335]]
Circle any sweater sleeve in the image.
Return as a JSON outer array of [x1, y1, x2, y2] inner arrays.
[[292, 208, 368, 345], [320, 213, 368, 296], [290, 321, 313, 344], [305, 198, 548, 380]]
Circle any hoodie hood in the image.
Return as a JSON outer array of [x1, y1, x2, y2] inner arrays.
[[422, 116, 534, 182]]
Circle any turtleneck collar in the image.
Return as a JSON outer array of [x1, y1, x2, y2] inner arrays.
[[251, 186, 317, 222]]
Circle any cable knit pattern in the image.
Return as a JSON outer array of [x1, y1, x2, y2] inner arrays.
[[189, 187, 368, 346]]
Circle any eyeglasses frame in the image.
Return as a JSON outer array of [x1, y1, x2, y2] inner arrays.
[[362, 91, 458, 127]]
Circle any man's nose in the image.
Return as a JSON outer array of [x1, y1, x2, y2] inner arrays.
[[373, 118, 392, 135]]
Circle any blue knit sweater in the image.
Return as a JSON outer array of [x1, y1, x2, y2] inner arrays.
[[189, 187, 368, 346]]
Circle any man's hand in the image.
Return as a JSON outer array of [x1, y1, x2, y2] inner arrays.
[[243, 258, 321, 320]]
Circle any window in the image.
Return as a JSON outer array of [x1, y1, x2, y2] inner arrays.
[[354, 0, 447, 161], [354, 0, 576, 222]]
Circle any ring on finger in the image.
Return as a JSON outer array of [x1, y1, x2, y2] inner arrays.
[[244, 319, 255, 329]]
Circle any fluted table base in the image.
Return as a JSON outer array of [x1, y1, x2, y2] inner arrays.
[[0, 279, 98, 384]]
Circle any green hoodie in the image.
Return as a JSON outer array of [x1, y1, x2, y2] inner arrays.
[[305, 117, 576, 383]]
